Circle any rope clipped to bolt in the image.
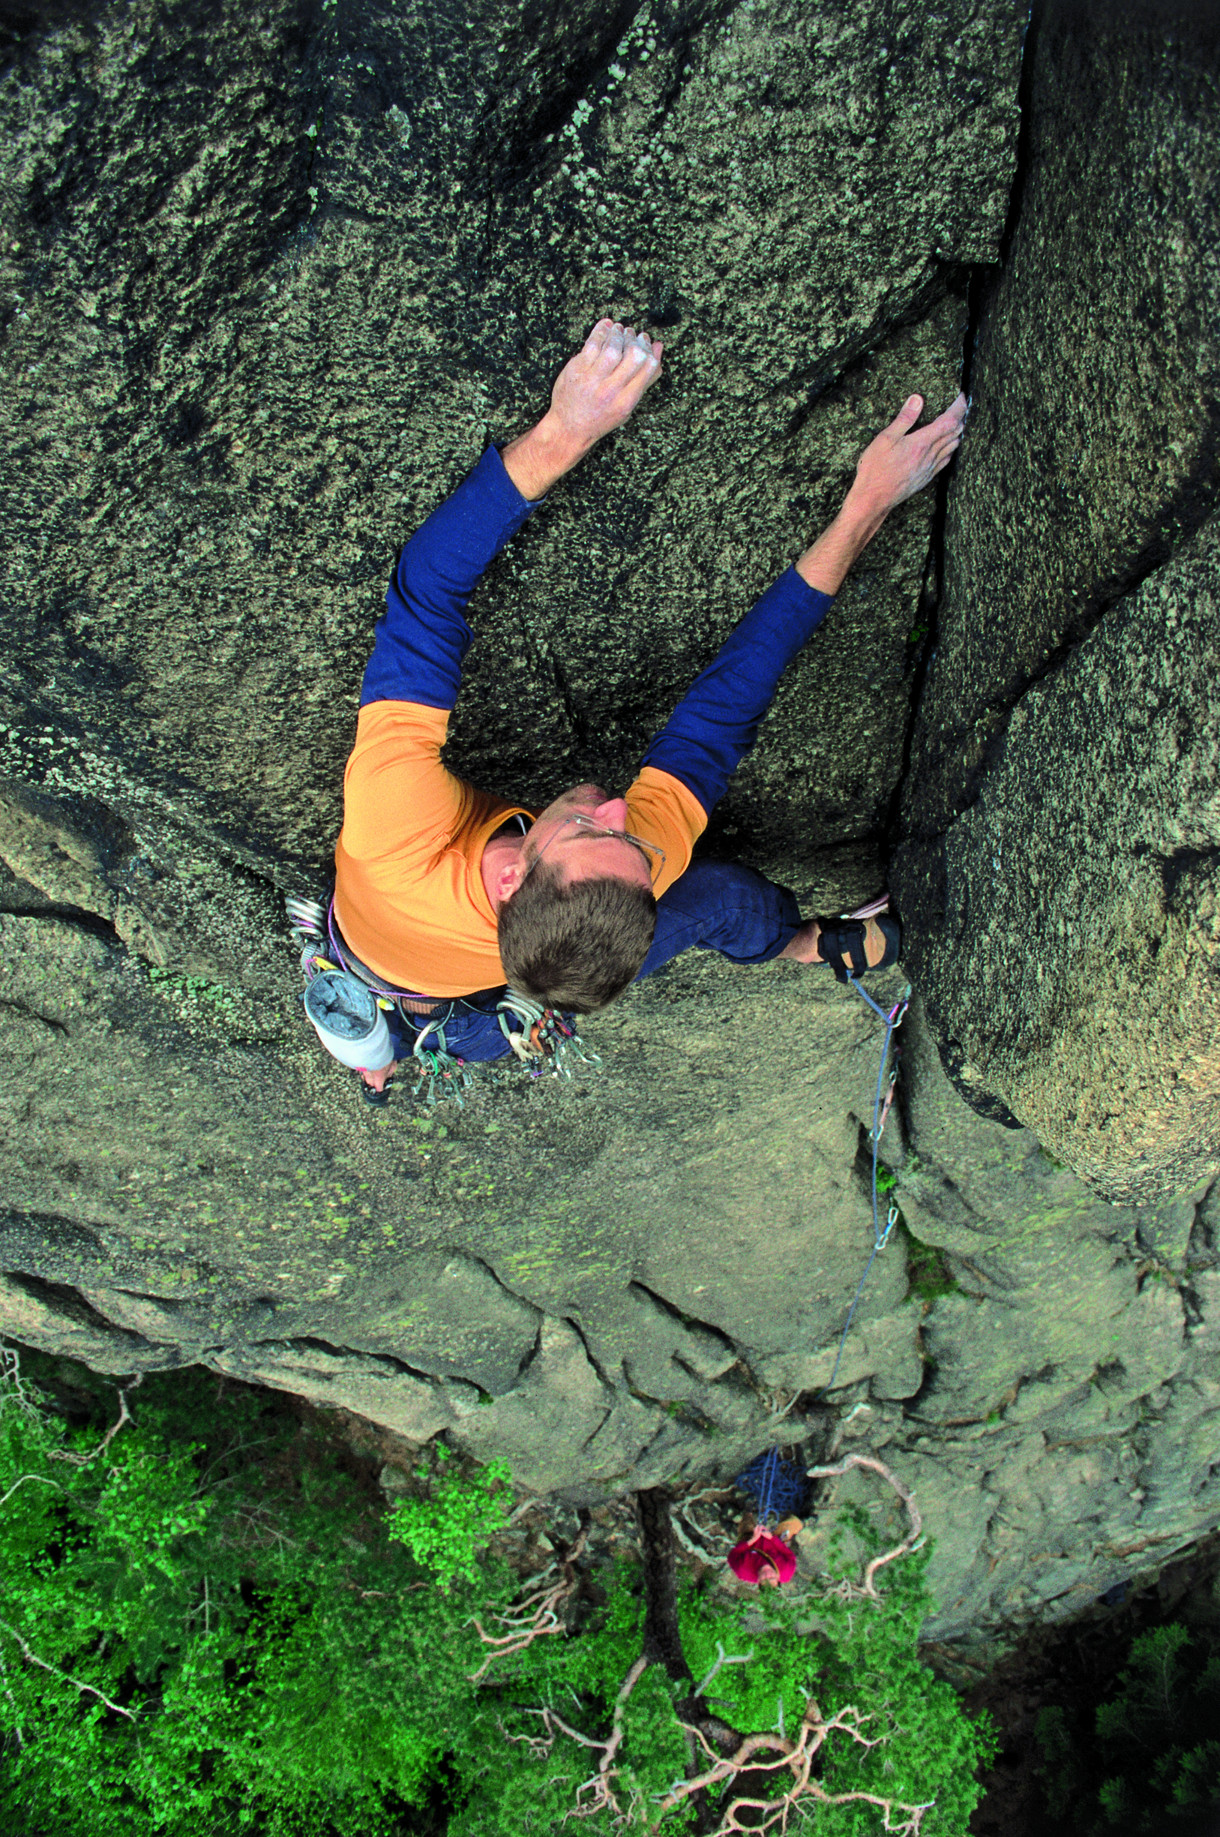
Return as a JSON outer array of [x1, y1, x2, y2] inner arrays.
[[819, 978, 911, 1397]]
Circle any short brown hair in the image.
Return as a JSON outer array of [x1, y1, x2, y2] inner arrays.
[[497, 860, 657, 1011]]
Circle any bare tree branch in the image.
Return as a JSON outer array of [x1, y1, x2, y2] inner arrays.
[[51, 1377, 140, 1470], [806, 1453, 925, 1597], [655, 1700, 931, 1835], [0, 1619, 136, 1721], [514, 1654, 653, 1822], [693, 1641, 754, 1700], [469, 1523, 590, 1681], [669, 1508, 718, 1567], [0, 1473, 62, 1510], [569, 1655, 651, 1820], [0, 1641, 24, 1748]]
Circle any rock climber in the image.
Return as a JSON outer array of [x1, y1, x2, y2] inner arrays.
[[328, 318, 966, 1090], [727, 1516, 805, 1588]]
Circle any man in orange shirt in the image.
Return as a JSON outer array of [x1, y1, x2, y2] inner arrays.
[[331, 320, 965, 1090]]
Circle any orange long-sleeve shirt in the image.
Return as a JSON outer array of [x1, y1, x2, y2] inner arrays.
[[334, 700, 704, 995], [334, 445, 829, 996]]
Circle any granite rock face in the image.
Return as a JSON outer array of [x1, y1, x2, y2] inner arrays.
[[899, 520, 1220, 1204], [0, 0, 1023, 901], [866, 1004, 1220, 1638], [894, 0, 1220, 1198], [4, 0, 1220, 1650]]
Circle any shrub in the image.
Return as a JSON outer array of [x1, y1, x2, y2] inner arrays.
[[386, 1444, 513, 1587], [0, 1346, 995, 1837]]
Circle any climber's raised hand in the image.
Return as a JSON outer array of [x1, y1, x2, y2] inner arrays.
[[550, 318, 664, 449], [795, 390, 968, 598], [850, 392, 968, 518], [501, 318, 663, 500]]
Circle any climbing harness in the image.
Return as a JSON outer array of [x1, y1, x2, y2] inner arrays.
[[285, 893, 599, 1107], [734, 1446, 807, 1526], [819, 971, 912, 1396], [288, 893, 473, 1107]]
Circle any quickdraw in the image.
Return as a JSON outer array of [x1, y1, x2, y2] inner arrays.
[[496, 988, 602, 1080], [819, 975, 912, 1396], [409, 1012, 472, 1109]]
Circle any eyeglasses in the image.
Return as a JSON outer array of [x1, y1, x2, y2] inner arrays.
[[522, 811, 666, 885]]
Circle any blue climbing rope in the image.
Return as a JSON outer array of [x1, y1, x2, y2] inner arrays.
[[819, 978, 911, 1396], [734, 1446, 807, 1524]]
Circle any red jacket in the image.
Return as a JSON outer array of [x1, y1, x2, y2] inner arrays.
[[727, 1530, 797, 1585]]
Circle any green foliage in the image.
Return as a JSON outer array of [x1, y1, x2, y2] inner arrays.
[[1035, 1620, 1220, 1833], [450, 1522, 994, 1837], [0, 1349, 512, 1836], [674, 1567, 994, 1835], [0, 1347, 994, 1837], [386, 1446, 512, 1587], [899, 1223, 960, 1303], [1034, 1704, 1085, 1820]]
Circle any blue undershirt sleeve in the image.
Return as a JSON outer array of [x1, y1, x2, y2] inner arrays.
[[359, 445, 541, 710], [640, 568, 835, 816]]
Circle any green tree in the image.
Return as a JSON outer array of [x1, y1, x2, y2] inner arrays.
[[1036, 1621, 1220, 1833], [447, 1494, 995, 1835], [0, 1345, 995, 1837], [387, 1443, 513, 1587], [0, 1346, 511, 1834]]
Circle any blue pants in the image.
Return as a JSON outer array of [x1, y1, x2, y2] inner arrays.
[[387, 860, 802, 1065]]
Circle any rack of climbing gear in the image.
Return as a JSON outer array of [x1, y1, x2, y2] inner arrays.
[[288, 893, 474, 1108], [286, 894, 599, 1107], [818, 970, 912, 1396], [734, 1446, 808, 1525], [496, 988, 601, 1081]]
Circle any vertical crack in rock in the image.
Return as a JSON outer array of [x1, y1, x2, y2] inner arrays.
[[917, 0, 1220, 840], [514, 1320, 545, 1381], [563, 1314, 620, 1397], [886, 6, 1040, 857]]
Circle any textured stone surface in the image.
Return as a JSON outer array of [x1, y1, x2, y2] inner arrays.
[[803, 1017, 1220, 1640], [0, 0, 1025, 1494], [0, 0, 1021, 903], [895, 0, 1220, 1193], [0, 878, 925, 1494], [901, 523, 1220, 1202], [902, 0, 1220, 844]]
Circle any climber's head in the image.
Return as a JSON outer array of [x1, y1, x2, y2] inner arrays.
[[521, 786, 661, 891], [494, 785, 660, 1011]]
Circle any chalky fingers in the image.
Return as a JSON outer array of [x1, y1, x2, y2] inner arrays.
[[580, 318, 615, 362], [591, 321, 627, 378]]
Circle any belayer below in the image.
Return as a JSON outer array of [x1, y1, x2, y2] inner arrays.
[[297, 318, 965, 1099]]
